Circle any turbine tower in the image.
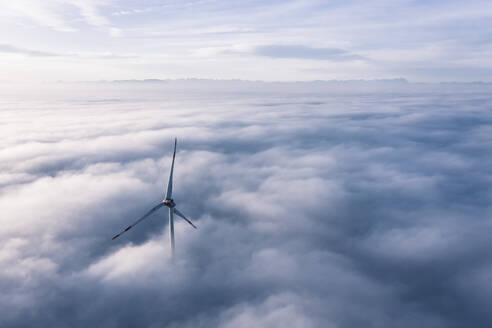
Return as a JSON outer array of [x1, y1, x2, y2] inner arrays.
[[112, 138, 197, 258]]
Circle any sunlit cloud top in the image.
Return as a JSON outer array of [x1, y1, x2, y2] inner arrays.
[[1, 0, 491, 82]]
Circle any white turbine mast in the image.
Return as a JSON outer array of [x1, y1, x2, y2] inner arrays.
[[112, 138, 197, 257]]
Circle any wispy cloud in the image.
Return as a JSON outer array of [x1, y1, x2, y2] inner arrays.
[[72, 0, 109, 27], [253, 44, 365, 61], [0, 44, 61, 57], [0, 0, 117, 33], [0, 44, 137, 60]]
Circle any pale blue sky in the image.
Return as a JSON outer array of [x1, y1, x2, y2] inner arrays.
[[1, 0, 491, 82]]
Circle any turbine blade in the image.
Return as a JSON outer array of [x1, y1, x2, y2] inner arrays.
[[165, 138, 177, 200], [112, 202, 165, 240], [173, 208, 197, 229]]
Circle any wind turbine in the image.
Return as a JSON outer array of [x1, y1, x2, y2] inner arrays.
[[112, 138, 197, 257]]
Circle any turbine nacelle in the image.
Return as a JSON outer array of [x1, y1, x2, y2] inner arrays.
[[163, 199, 176, 208]]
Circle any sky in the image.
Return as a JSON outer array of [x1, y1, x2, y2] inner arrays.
[[1, 81, 492, 327], [1, 0, 492, 82]]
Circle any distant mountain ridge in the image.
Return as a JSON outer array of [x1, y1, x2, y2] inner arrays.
[[108, 78, 410, 84]]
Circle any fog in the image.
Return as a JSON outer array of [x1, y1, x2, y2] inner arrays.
[[1, 80, 492, 327]]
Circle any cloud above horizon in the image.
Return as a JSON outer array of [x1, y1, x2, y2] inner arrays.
[[1, 81, 492, 327], [0, 44, 61, 57], [253, 45, 364, 61]]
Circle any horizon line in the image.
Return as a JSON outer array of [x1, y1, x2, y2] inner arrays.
[[2, 78, 492, 85]]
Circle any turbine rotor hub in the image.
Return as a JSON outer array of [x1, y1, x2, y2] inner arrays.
[[163, 199, 176, 208]]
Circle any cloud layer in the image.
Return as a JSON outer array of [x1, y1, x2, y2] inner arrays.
[[1, 81, 492, 327]]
